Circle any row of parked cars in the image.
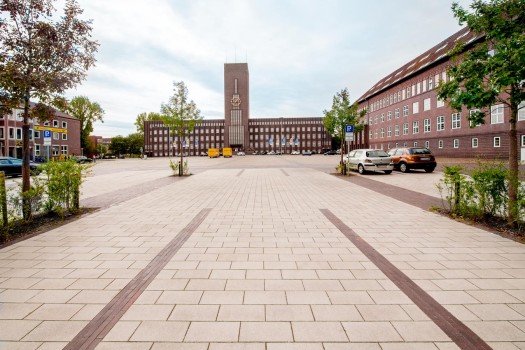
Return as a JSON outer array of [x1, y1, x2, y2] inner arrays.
[[346, 147, 437, 175]]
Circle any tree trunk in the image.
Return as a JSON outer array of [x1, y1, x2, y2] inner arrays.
[[340, 140, 345, 175], [22, 94, 31, 220], [507, 106, 519, 226], [179, 138, 183, 176]]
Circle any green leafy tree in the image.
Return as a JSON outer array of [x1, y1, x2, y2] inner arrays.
[[96, 144, 107, 156], [109, 136, 128, 156], [323, 88, 366, 174], [135, 112, 162, 134], [0, 0, 98, 219], [160, 81, 202, 176], [437, 0, 525, 225], [127, 133, 144, 155], [60, 96, 104, 152]]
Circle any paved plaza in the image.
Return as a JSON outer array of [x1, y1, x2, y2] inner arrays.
[[0, 156, 524, 349]]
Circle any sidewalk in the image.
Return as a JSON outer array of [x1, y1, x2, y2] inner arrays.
[[0, 166, 524, 349]]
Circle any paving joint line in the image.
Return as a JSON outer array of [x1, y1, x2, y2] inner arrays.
[[63, 207, 212, 350], [320, 208, 493, 350]]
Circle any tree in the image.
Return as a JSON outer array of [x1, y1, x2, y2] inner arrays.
[[108, 136, 128, 156], [96, 144, 107, 157], [135, 112, 162, 134], [160, 81, 202, 176], [127, 133, 144, 155], [323, 88, 366, 174], [0, 0, 98, 219], [436, 0, 525, 225], [60, 96, 104, 152]]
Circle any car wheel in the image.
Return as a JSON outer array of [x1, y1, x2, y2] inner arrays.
[[384, 170, 392, 174], [399, 162, 409, 173], [358, 164, 365, 174], [425, 166, 435, 173]]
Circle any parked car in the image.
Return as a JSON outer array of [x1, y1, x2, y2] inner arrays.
[[291, 150, 300, 155], [387, 147, 437, 173], [267, 151, 276, 155], [302, 151, 312, 156], [237, 151, 245, 156], [73, 156, 93, 164], [323, 150, 337, 155], [346, 149, 393, 174], [0, 157, 41, 177]]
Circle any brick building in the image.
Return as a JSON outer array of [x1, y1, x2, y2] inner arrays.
[[357, 27, 525, 159], [0, 104, 81, 160], [144, 63, 332, 157]]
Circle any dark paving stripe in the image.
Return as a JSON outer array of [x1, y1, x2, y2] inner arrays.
[[237, 169, 245, 177], [320, 209, 492, 350], [81, 176, 179, 209], [344, 174, 444, 211], [280, 169, 290, 176], [63, 208, 212, 350]]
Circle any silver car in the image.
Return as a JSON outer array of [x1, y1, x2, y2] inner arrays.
[[346, 149, 393, 174]]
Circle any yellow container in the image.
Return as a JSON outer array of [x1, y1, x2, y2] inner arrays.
[[223, 148, 232, 158], [208, 148, 219, 158]]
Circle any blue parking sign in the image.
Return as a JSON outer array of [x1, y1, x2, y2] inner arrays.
[[345, 125, 354, 133], [43, 130, 51, 138]]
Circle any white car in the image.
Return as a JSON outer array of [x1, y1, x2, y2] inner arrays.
[[346, 149, 393, 174], [237, 151, 245, 156], [291, 151, 300, 155]]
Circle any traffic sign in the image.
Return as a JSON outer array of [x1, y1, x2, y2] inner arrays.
[[345, 125, 354, 142], [345, 125, 354, 133], [43, 130, 51, 146]]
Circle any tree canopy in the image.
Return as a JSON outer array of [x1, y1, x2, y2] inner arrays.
[[323, 88, 366, 173], [161, 81, 202, 176], [60, 96, 104, 151], [0, 0, 98, 219], [437, 0, 525, 225], [135, 112, 162, 134]]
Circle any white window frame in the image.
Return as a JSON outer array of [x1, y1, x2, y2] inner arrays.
[[62, 133, 68, 141], [423, 119, 431, 133], [387, 126, 392, 137], [493, 136, 501, 147], [452, 113, 461, 129], [469, 109, 482, 127], [472, 138, 478, 148], [34, 144, 40, 156], [438, 140, 443, 149], [453, 139, 459, 148], [521, 135, 525, 147], [491, 104, 504, 124], [412, 102, 419, 114], [518, 101, 525, 121], [412, 121, 419, 134], [387, 111, 392, 121], [425, 141, 430, 148], [395, 108, 400, 119], [395, 125, 400, 136], [53, 120, 59, 127], [437, 116, 445, 131], [423, 98, 431, 111], [403, 105, 409, 117], [61, 145, 68, 155], [403, 123, 408, 135]]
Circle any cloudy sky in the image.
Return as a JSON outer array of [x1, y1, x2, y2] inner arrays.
[[62, 0, 473, 137]]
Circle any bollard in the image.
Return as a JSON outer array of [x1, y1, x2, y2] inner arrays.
[[0, 171, 7, 228]]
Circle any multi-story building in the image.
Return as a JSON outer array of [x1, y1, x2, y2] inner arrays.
[[144, 63, 332, 157], [357, 27, 525, 159], [0, 104, 81, 160]]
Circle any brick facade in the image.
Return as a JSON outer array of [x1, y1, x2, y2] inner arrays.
[[0, 105, 81, 160], [357, 27, 525, 160]]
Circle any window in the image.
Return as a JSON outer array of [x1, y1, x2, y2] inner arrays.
[[387, 111, 392, 121], [491, 104, 504, 124], [53, 120, 59, 127], [414, 141, 418, 147], [62, 121, 67, 129], [469, 109, 482, 127], [34, 144, 40, 156], [472, 138, 478, 148], [436, 98, 445, 108], [0, 129, 3, 139], [403, 105, 409, 117], [428, 78, 433, 90], [380, 128, 385, 138], [425, 141, 430, 148], [424, 98, 431, 111], [62, 133, 68, 140], [394, 93, 397, 103], [438, 140, 443, 149], [522, 135, 525, 147], [423, 80, 427, 93], [494, 137, 501, 147], [406, 87, 411, 98], [518, 101, 525, 121], [61, 145, 68, 155], [395, 125, 399, 136], [412, 121, 419, 134], [452, 113, 461, 129], [52, 146, 59, 156], [395, 108, 400, 119], [380, 114, 385, 123], [453, 139, 459, 148], [16, 128, 22, 140], [403, 123, 409, 135], [369, 117, 373, 125], [417, 83, 421, 95], [375, 117, 378, 124], [34, 131, 40, 139], [436, 116, 445, 131], [387, 126, 392, 137], [424, 119, 431, 132], [412, 102, 419, 114]]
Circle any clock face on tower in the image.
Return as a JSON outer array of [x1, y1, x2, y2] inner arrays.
[[231, 95, 241, 107]]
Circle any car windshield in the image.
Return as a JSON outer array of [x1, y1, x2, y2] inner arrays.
[[409, 148, 431, 155], [366, 150, 389, 157]]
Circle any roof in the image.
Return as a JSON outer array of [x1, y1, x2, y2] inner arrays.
[[356, 27, 483, 103]]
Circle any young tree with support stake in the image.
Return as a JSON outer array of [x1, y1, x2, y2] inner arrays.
[[161, 81, 202, 176], [437, 0, 525, 226], [323, 88, 366, 175], [0, 0, 98, 220]]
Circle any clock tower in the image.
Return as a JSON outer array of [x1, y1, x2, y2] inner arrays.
[[224, 63, 249, 150]]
